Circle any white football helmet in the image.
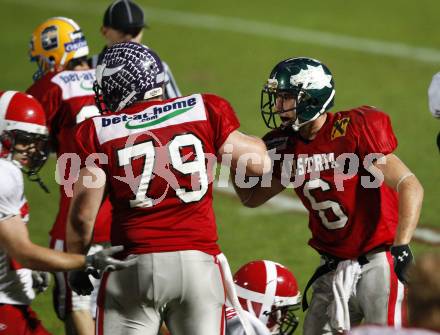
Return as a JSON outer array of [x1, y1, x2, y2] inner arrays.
[[234, 260, 301, 335]]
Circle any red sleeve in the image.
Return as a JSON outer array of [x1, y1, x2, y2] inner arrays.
[[74, 119, 102, 168], [26, 74, 62, 134], [355, 106, 398, 160], [202, 93, 240, 151]]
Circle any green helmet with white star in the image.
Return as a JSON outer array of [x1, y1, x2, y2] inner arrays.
[[261, 57, 335, 131]]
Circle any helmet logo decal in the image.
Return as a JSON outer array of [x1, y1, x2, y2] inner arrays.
[[102, 64, 125, 77], [41, 26, 58, 51], [64, 35, 87, 53], [266, 78, 278, 92], [290, 64, 332, 90]]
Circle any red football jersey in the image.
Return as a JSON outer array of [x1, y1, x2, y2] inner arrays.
[[264, 106, 398, 259], [74, 93, 240, 255], [26, 69, 111, 242]]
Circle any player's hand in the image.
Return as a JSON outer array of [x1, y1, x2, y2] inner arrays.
[[85, 245, 138, 272], [390, 244, 413, 284], [68, 270, 95, 296], [32, 271, 50, 294]]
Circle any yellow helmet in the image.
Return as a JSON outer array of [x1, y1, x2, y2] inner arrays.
[[29, 17, 89, 80]]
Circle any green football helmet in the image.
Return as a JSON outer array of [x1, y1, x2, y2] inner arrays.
[[261, 57, 335, 131]]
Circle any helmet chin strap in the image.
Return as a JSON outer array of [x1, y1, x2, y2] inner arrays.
[[10, 156, 50, 193], [286, 88, 335, 132], [115, 91, 137, 112], [115, 87, 164, 112], [291, 116, 317, 131], [27, 171, 50, 193], [289, 111, 324, 132]]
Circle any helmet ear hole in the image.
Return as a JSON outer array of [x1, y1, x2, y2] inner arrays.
[[0, 132, 13, 152]]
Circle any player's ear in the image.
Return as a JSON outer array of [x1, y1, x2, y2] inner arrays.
[[132, 30, 143, 44], [100, 26, 107, 37]]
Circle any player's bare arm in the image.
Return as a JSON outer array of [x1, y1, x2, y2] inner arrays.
[[373, 153, 424, 245], [221, 129, 285, 206], [66, 166, 107, 254], [231, 171, 285, 208], [0, 216, 85, 271], [219, 129, 272, 176]]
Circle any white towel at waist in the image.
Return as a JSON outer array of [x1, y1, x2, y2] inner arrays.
[[327, 260, 362, 333]]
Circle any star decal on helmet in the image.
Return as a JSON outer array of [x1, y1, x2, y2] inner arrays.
[[290, 64, 333, 90]]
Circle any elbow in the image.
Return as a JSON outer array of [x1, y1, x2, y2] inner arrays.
[[399, 176, 424, 203], [240, 195, 265, 208], [415, 180, 424, 203], [409, 177, 424, 200], [242, 201, 261, 208]]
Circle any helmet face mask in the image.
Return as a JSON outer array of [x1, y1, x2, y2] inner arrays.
[[2, 130, 49, 175], [261, 57, 335, 131], [265, 305, 299, 335], [94, 42, 166, 113]]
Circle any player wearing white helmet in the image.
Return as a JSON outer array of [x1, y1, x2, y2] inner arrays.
[[0, 91, 134, 334], [226, 260, 301, 335]]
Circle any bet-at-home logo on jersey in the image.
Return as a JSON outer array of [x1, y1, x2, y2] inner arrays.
[[101, 97, 197, 128], [51, 70, 96, 99], [290, 64, 332, 90], [95, 94, 207, 145], [58, 72, 95, 86]]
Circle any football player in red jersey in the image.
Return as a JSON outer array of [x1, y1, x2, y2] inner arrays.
[[0, 91, 135, 335], [232, 57, 424, 334], [65, 42, 271, 335], [26, 17, 113, 335]]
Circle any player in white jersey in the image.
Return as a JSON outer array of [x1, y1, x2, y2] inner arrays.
[[0, 91, 136, 335], [225, 260, 301, 335]]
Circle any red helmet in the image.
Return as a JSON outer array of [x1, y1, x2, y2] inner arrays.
[[234, 260, 301, 335], [0, 91, 49, 176]]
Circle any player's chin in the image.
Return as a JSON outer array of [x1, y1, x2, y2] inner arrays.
[[280, 117, 293, 127]]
